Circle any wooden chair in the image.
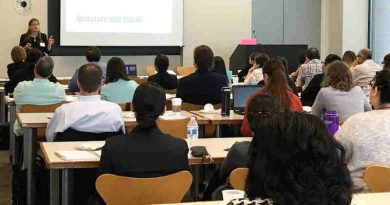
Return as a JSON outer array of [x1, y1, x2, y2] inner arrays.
[[165, 89, 177, 95], [363, 165, 390, 192], [229, 168, 249, 191], [19, 101, 68, 140], [57, 79, 70, 85], [146, 66, 157, 76], [134, 77, 148, 85], [96, 171, 192, 205], [157, 118, 190, 139], [118, 103, 132, 111], [177, 66, 196, 76]]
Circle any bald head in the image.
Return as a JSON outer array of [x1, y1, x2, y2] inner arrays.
[[358, 48, 373, 61], [35, 56, 54, 78]]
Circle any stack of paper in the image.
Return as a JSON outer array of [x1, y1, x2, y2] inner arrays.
[[55, 151, 99, 161]]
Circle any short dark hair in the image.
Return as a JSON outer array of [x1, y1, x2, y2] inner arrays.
[[86, 46, 101, 62], [132, 82, 166, 129], [77, 64, 102, 93], [154, 54, 169, 72], [11, 46, 27, 62], [297, 50, 307, 65], [35, 56, 54, 78], [212, 56, 227, 75], [253, 53, 269, 68], [249, 52, 260, 61], [358, 48, 373, 60], [105, 57, 130, 84], [26, 48, 43, 63], [194, 45, 214, 70], [305, 48, 320, 60], [342, 51, 357, 65], [324, 54, 342, 66], [383, 53, 390, 68], [373, 70, 390, 104], [246, 111, 352, 204]]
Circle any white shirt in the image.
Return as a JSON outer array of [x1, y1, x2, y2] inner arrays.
[[45, 95, 124, 141], [352, 60, 382, 88], [335, 110, 390, 192], [244, 68, 263, 85]]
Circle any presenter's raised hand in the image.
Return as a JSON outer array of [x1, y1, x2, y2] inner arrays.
[[48, 36, 55, 50]]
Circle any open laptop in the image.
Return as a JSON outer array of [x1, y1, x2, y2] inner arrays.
[[232, 85, 263, 115], [125, 64, 137, 77]]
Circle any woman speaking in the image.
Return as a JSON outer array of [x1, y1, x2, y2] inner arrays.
[[19, 18, 54, 55]]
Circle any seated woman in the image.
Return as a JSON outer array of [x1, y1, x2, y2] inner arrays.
[[148, 54, 178, 90], [342, 50, 357, 68], [101, 57, 138, 103], [5, 46, 29, 93], [246, 111, 352, 204], [99, 82, 189, 177], [336, 69, 390, 192], [212, 56, 227, 76], [312, 60, 371, 122], [241, 59, 303, 137], [244, 53, 269, 85]]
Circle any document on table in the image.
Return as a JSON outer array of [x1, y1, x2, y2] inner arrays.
[[55, 151, 100, 161]]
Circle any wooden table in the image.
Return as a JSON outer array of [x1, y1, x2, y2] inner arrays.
[[191, 110, 244, 137], [40, 137, 250, 205], [156, 192, 390, 205], [16, 110, 208, 205]]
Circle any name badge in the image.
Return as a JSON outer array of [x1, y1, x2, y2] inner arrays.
[[40, 42, 46, 47]]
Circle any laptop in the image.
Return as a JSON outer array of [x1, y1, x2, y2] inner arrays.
[[232, 85, 263, 115], [125, 64, 137, 76]]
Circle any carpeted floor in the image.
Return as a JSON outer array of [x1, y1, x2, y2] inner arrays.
[[0, 150, 11, 205]]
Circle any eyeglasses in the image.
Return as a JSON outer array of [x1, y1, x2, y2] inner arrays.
[[370, 79, 375, 87]]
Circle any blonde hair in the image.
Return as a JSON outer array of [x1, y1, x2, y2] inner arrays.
[[11, 46, 27, 62]]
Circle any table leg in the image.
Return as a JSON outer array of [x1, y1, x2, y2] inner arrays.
[[215, 125, 221, 138], [9, 105, 16, 165], [24, 127, 36, 205], [0, 91, 5, 123], [50, 170, 60, 205], [190, 165, 200, 201], [62, 169, 74, 205]]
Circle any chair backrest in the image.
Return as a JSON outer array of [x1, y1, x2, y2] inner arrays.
[[96, 171, 192, 205], [146, 66, 157, 76], [118, 103, 132, 111], [177, 66, 196, 76], [134, 77, 148, 85], [57, 79, 70, 85], [230, 168, 249, 191], [363, 165, 390, 192], [157, 118, 191, 139], [181, 102, 221, 111], [165, 89, 177, 95]]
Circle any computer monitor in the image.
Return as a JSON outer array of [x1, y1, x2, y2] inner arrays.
[[125, 64, 137, 76], [232, 85, 263, 114]]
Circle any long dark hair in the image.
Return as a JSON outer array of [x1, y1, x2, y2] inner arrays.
[[212, 56, 227, 75], [372, 70, 390, 104], [262, 59, 291, 109], [105, 57, 130, 84], [245, 111, 352, 205], [132, 82, 166, 129]]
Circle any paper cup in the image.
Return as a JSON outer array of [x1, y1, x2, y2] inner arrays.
[[222, 190, 245, 204], [232, 76, 239, 84], [172, 98, 182, 112]]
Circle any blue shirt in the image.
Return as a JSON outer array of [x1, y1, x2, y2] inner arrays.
[[101, 79, 138, 103], [68, 61, 107, 92]]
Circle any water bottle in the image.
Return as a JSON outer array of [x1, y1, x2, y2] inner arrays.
[[187, 117, 198, 147], [323, 111, 339, 135], [221, 87, 230, 116]]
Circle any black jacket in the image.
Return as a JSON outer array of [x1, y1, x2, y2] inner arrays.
[[237, 64, 252, 82], [176, 69, 228, 105], [148, 71, 178, 90], [19, 33, 51, 55], [219, 141, 250, 181], [99, 126, 190, 178], [5, 61, 29, 93], [301, 74, 323, 106]]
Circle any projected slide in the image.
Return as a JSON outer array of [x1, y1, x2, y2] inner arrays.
[[60, 0, 183, 46]]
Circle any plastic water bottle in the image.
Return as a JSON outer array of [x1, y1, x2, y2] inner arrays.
[[323, 111, 339, 135], [187, 117, 198, 147]]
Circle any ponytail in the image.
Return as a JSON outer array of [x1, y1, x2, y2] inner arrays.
[[263, 59, 291, 109]]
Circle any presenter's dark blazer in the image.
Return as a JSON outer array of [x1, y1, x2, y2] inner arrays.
[[301, 73, 323, 106], [148, 71, 178, 90], [19, 33, 51, 55], [176, 69, 228, 105], [99, 126, 190, 178]]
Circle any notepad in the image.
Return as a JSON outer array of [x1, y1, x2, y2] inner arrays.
[[55, 151, 99, 161], [75, 142, 105, 151], [160, 111, 186, 120]]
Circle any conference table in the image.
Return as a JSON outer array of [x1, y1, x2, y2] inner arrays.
[[17, 111, 209, 205], [40, 137, 250, 205]]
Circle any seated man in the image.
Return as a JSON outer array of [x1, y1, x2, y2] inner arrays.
[[352, 48, 382, 88], [13, 56, 66, 136], [296, 47, 322, 90], [68, 46, 107, 92], [176, 45, 228, 105], [46, 63, 124, 141]]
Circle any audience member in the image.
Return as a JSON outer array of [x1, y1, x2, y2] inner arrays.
[[343, 50, 357, 68], [275, 56, 299, 95], [13, 56, 66, 136], [68, 46, 107, 92], [336, 69, 390, 192], [212, 56, 227, 76], [101, 57, 138, 103], [246, 111, 352, 204], [241, 59, 303, 137], [296, 48, 322, 90], [351, 48, 382, 88], [148, 54, 178, 90], [301, 54, 341, 106], [176, 45, 228, 105], [312, 61, 371, 121], [46, 63, 124, 141], [5, 46, 28, 93], [238, 52, 260, 81], [244, 53, 269, 85], [382, 53, 390, 70]]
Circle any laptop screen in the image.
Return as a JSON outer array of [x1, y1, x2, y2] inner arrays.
[[232, 85, 263, 111], [125, 64, 137, 76]]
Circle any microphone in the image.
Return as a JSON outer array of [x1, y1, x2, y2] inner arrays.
[[252, 30, 257, 41]]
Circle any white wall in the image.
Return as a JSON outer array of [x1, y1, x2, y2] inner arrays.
[[0, 0, 252, 77]]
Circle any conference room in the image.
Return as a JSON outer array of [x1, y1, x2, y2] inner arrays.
[[1, 0, 390, 205]]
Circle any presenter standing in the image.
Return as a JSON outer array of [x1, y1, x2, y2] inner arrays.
[[19, 18, 54, 55]]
